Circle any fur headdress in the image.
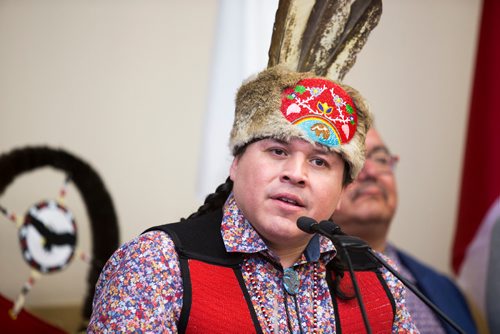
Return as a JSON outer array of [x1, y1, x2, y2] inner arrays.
[[229, 0, 382, 182]]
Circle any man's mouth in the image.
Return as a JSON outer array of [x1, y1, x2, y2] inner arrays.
[[273, 195, 305, 207], [352, 183, 387, 201]]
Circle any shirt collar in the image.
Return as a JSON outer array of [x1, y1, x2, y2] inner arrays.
[[221, 193, 336, 264]]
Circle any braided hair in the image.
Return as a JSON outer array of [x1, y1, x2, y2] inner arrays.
[[187, 177, 233, 219], [186, 140, 255, 220]]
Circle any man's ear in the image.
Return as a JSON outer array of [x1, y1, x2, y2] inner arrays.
[[229, 156, 240, 182]]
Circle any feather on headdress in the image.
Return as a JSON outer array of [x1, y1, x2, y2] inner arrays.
[[230, 0, 382, 181], [268, 0, 382, 80]]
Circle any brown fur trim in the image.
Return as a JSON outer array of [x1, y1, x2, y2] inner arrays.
[[229, 66, 372, 182]]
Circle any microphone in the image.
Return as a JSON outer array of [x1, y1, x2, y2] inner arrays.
[[318, 220, 343, 235], [297, 217, 343, 239], [298, 218, 370, 250], [305, 219, 466, 334], [319, 221, 370, 250], [297, 216, 320, 234]]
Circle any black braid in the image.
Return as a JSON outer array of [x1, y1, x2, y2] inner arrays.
[[185, 142, 252, 220], [187, 177, 234, 219]]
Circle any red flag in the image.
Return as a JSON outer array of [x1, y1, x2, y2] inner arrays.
[[452, 0, 500, 317]]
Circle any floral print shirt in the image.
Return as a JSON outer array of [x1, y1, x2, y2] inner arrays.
[[88, 194, 419, 333]]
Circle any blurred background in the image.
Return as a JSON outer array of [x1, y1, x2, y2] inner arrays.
[[0, 0, 482, 331]]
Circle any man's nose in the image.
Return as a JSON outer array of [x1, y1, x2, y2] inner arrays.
[[280, 156, 307, 186]]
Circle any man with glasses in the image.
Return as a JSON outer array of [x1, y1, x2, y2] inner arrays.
[[332, 128, 477, 334]]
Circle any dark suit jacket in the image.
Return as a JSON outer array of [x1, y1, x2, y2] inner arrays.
[[396, 248, 477, 334]]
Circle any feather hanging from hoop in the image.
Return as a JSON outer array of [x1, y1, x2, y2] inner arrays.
[[268, 0, 382, 81]]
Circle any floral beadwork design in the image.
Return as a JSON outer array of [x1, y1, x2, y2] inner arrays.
[[281, 78, 357, 147]]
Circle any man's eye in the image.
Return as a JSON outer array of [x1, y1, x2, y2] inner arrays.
[[270, 148, 286, 156], [311, 158, 327, 167], [374, 156, 390, 165]]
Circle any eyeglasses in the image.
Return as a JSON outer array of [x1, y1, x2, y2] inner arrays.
[[365, 149, 398, 174]]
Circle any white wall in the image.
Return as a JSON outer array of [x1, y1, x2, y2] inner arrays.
[[0, 0, 218, 307], [0, 0, 481, 307]]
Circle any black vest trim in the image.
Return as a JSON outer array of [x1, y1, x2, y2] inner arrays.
[[327, 269, 343, 334], [376, 268, 397, 323], [144, 210, 243, 267], [234, 267, 264, 334], [336, 247, 380, 271], [177, 257, 191, 334], [326, 247, 395, 334], [341, 245, 397, 322]]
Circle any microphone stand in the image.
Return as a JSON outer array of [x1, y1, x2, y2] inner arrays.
[[320, 222, 466, 334], [315, 224, 373, 334]]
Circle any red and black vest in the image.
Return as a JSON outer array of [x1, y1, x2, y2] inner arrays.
[[147, 210, 396, 333]]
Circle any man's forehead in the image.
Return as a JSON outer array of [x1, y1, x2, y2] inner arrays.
[[366, 129, 387, 151], [367, 145, 390, 156]]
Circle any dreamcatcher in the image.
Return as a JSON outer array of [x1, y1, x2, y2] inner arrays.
[[0, 146, 119, 329]]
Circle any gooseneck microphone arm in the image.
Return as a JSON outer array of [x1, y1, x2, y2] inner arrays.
[[314, 219, 466, 334], [364, 248, 465, 334], [297, 217, 373, 334]]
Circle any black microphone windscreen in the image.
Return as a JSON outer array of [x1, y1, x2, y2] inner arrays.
[[318, 220, 344, 235], [297, 216, 318, 234]]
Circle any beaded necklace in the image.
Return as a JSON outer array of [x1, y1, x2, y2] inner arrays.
[[244, 261, 320, 334]]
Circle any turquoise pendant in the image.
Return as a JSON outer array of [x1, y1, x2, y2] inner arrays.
[[283, 268, 300, 295]]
